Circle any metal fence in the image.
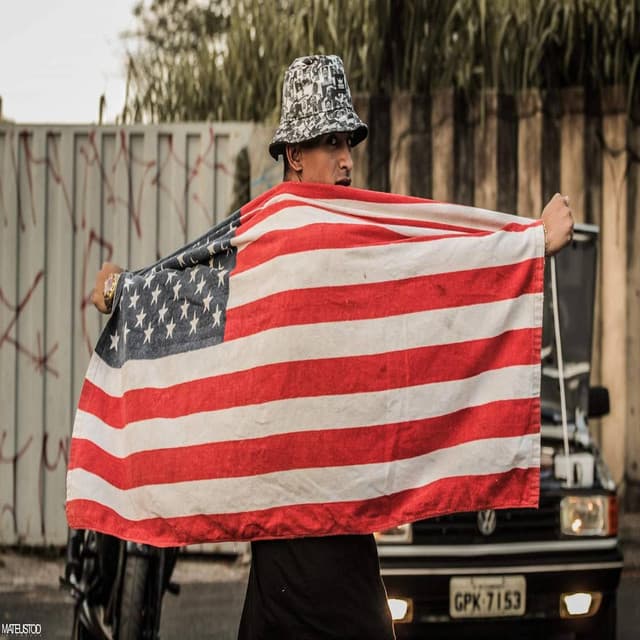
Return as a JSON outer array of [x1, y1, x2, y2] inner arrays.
[[0, 123, 254, 545]]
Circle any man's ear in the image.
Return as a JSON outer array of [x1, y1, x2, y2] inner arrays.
[[286, 144, 303, 172]]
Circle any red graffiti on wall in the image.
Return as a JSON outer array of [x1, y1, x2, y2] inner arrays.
[[44, 134, 75, 230], [1, 125, 233, 541], [0, 131, 75, 231], [4, 125, 232, 364], [79, 229, 114, 354], [0, 428, 70, 540], [0, 271, 59, 376], [0, 430, 31, 534]]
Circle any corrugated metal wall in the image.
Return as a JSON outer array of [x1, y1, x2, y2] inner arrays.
[[0, 123, 254, 545]]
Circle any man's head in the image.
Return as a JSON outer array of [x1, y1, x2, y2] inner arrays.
[[283, 131, 353, 185], [269, 55, 368, 185]]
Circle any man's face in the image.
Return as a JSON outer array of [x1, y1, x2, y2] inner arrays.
[[297, 132, 353, 186]]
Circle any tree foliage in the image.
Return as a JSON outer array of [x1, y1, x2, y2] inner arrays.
[[120, 0, 640, 124]]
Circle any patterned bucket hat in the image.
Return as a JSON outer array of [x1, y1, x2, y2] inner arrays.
[[269, 55, 368, 160]]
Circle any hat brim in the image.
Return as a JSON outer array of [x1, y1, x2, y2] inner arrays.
[[269, 115, 368, 160]]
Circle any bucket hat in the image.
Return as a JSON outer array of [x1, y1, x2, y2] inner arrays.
[[269, 55, 368, 160]]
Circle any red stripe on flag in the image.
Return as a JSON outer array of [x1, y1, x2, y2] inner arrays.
[[240, 184, 538, 232], [226, 258, 541, 340], [236, 197, 498, 239], [78, 328, 538, 428], [233, 222, 492, 275], [240, 183, 433, 219], [68, 397, 538, 486], [65, 467, 539, 546]]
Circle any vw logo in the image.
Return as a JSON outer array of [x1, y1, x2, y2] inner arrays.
[[477, 509, 497, 536]]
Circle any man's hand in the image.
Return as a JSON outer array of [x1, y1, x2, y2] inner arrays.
[[92, 262, 124, 314], [541, 193, 575, 256]]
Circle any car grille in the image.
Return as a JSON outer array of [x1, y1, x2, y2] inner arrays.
[[412, 495, 560, 544]]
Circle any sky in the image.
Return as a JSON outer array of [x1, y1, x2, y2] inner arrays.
[[0, 0, 139, 124]]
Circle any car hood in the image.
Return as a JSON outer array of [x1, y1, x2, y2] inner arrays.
[[540, 223, 598, 422]]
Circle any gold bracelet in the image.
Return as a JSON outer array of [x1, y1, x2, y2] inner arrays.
[[103, 272, 121, 312]]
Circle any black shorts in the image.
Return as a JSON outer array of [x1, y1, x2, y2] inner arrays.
[[238, 534, 395, 640]]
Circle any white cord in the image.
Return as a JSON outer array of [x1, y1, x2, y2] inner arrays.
[[550, 255, 572, 487]]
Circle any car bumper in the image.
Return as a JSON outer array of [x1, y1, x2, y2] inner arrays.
[[379, 545, 623, 638]]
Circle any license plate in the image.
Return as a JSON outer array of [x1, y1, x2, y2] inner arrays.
[[450, 575, 526, 618]]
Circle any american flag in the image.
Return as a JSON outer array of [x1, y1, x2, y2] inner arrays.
[[66, 182, 545, 547]]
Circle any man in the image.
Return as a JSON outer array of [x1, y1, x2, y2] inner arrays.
[[92, 55, 573, 639]]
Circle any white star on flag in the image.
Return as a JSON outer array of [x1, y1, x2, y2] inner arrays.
[[109, 331, 119, 351], [173, 281, 182, 300], [212, 304, 222, 327], [217, 269, 228, 287], [135, 309, 147, 328], [166, 318, 176, 339], [151, 285, 162, 305], [158, 303, 168, 324], [129, 290, 140, 310], [189, 311, 199, 336], [144, 323, 154, 344], [202, 291, 213, 312], [180, 300, 190, 320]]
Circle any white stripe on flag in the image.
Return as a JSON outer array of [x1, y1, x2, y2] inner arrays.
[[233, 204, 453, 250], [227, 227, 543, 308], [75, 364, 540, 457], [67, 433, 540, 520], [248, 192, 531, 230]]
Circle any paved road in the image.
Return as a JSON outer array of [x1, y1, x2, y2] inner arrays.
[[1, 567, 639, 639]]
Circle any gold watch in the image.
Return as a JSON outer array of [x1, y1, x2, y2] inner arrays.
[[103, 272, 121, 312]]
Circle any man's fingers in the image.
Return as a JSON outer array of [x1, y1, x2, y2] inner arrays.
[[553, 192, 570, 208]]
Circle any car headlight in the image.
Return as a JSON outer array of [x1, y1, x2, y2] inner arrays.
[[560, 495, 617, 536], [387, 597, 413, 622], [374, 523, 413, 544]]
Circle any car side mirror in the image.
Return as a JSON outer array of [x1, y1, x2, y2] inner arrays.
[[588, 386, 610, 418]]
